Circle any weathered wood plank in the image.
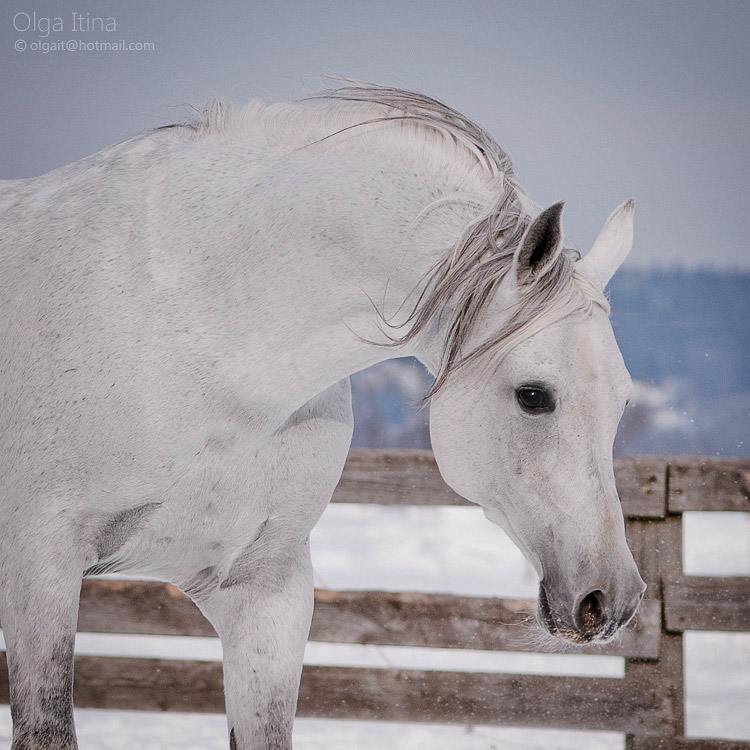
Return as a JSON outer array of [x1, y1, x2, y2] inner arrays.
[[78, 579, 660, 659], [0, 654, 672, 734], [664, 576, 750, 632], [668, 457, 750, 513], [615, 456, 668, 518], [625, 520, 664, 601], [77, 578, 216, 637], [629, 739, 750, 750], [625, 516, 685, 737], [625, 632, 686, 735], [334, 449, 667, 518], [0, 651, 225, 714], [311, 589, 660, 658], [72, 579, 659, 658], [332, 449, 471, 506], [296, 665, 673, 734]]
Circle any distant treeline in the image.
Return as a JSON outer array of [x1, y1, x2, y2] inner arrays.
[[351, 268, 750, 457], [609, 267, 749, 398]]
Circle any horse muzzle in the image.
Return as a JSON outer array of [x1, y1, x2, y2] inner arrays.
[[537, 574, 646, 643]]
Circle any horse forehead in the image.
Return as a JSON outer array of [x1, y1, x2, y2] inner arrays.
[[510, 314, 630, 392], [570, 314, 631, 392]]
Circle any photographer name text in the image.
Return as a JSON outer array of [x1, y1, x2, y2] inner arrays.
[[14, 12, 116, 37]]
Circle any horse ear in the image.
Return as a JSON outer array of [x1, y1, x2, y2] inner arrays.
[[577, 199, 635, 290], [513, 201, 565, 285]]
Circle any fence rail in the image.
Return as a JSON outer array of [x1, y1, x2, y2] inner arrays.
[[1, 451, 749, 747]]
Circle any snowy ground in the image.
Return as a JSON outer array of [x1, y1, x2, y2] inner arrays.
[[1, 506, 748, 748]]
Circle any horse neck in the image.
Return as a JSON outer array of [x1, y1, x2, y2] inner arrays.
[[153, 128, 493, 423]]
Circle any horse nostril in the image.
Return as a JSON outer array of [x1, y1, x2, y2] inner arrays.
[[575, 589, 607, 634]]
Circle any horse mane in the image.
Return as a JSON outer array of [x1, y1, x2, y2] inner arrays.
[[171, 81, 609, 395]]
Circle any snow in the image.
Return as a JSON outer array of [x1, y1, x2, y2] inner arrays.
[[0, 710, 627, 750], [683, 512, 750, 576], [685, 632, 750, 742], [1, 505, 748, 747]]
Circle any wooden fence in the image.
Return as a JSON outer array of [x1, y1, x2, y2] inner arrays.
[[1, 451, 749, 747]]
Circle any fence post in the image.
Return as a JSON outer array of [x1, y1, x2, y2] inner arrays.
[[625, 462, 685, 747]]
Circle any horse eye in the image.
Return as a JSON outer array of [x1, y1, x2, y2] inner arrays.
[[516, 386, 553, 413]]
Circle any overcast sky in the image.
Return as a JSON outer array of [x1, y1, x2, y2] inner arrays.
[[1, 0, 747, 268]]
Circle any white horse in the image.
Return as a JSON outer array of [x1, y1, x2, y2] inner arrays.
[[0, 83, 646, 749]]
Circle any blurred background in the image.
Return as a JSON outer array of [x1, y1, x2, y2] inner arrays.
[[352, 268, 749, 458], [1, 2, 748, 748]]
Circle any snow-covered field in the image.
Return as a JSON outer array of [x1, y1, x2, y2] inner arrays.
[[1, 506, 748, 748]]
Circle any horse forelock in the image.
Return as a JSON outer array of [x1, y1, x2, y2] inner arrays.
[[392, 224, 611, 398]]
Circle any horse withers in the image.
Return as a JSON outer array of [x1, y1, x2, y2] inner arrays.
[[0, 83, 645, 749]]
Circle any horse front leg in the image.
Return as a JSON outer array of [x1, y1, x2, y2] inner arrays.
[[194, 540, 314, 750], [0, 519, 84, 750]]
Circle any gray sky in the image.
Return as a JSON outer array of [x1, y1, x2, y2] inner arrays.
[[1, 0, 748, 268]]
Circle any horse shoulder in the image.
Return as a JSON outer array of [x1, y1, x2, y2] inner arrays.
[[177, 378, 355, 595]]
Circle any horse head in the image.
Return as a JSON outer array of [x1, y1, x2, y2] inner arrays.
[[429, 200, 645, 643]]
